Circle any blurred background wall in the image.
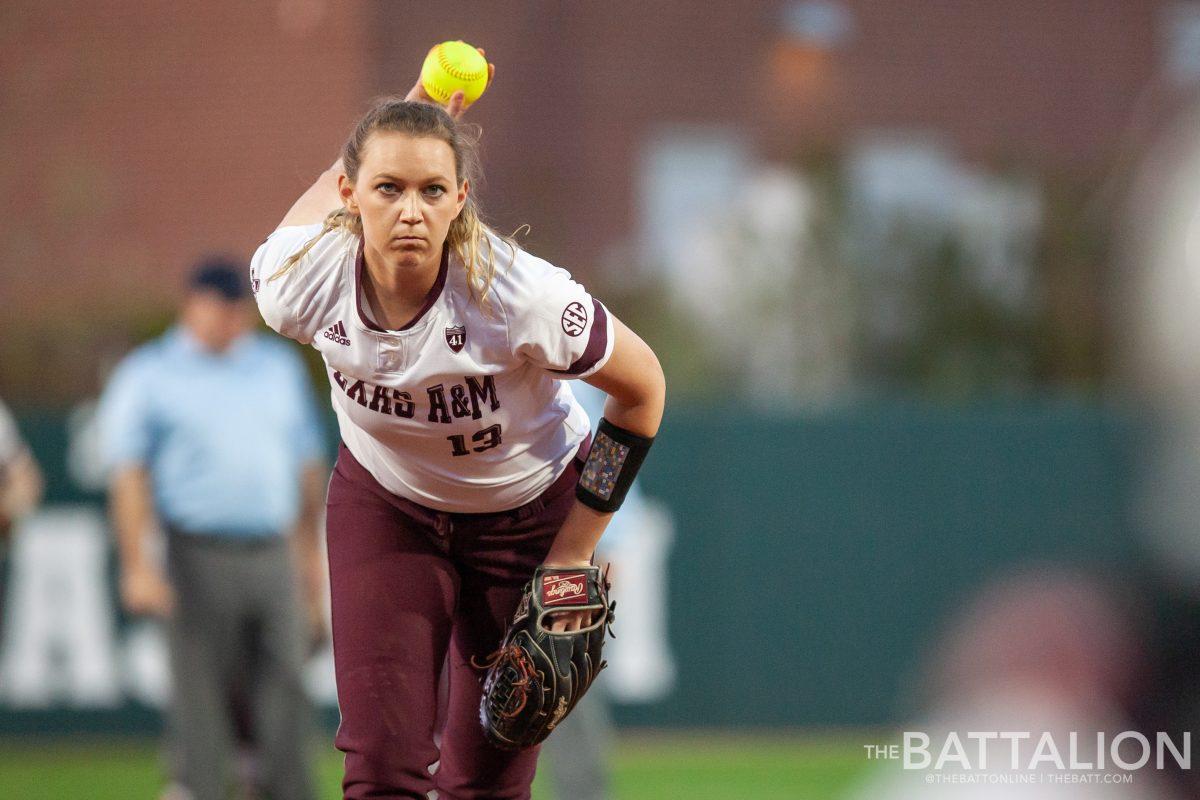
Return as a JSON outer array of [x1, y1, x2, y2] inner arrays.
[[7, 0, 1200, 763], [0, 0, 369, 398], [8, 0, 1188, 405]]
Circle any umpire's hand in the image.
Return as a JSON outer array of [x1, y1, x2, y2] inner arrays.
[[120, 563, 175, 617]]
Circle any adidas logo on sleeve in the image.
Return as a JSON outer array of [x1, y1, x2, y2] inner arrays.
[[323, 321, 351, 346]]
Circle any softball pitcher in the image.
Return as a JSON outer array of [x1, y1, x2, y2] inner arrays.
[[250, 56, 665, 799]]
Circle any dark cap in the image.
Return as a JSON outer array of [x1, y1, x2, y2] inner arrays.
[[188, 257, 249, 301]]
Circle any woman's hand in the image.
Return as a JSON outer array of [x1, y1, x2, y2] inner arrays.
[[545, 607, 595, 633], [539, 555, 597, 633], [404, 47, 496, 120]]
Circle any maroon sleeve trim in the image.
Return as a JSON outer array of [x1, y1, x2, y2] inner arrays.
[[551, 299, 609, 376]]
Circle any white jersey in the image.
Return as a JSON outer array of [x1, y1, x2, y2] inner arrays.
[[250, 224, 614, 512]]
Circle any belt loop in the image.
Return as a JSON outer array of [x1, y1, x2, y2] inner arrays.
[[516, 496, 545, 521], [434, 514, 453, 539], [428, 513, 453, 554]]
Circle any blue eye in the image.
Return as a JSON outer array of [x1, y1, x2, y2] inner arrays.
[[376, 182, 397, 194], [424, 185, 446, 197]]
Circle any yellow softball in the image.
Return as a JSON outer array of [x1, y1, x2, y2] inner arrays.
[[420, 41, 489, 106]]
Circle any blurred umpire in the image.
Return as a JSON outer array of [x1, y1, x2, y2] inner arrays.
[[97, 258, 327, 800]]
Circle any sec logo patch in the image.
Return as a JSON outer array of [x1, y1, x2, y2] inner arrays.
[[561, 301, 587, 337]]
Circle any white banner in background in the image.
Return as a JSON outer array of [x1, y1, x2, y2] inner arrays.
[[1, 507, 121, 706], [0, 506, 338, 710], [0, 503, 675, 711]]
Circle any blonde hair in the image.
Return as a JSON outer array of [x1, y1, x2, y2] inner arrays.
[[271, 99, 514, 308]]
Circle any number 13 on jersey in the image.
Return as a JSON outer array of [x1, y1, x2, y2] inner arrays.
[[447, 424, 502, 457]]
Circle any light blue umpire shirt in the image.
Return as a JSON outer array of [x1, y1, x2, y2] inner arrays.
[[97, 325, 326, 538]]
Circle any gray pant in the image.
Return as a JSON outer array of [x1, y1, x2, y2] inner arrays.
[[538, 687, 613, 800], [166, 532, 315, 800]]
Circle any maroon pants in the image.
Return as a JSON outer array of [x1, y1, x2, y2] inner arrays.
[[325, 443, 582, 800]]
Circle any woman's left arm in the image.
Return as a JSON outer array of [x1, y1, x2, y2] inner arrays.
[[579, 315, 665, 439], [542, 315, 665, 630]]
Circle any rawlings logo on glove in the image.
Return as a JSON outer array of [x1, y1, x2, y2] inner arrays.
[[474, 565, 613, 751], [542, 573, 588, 605]]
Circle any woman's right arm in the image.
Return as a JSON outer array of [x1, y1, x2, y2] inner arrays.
[[272, 52, 493, 230], [275, 159, 345, 230]]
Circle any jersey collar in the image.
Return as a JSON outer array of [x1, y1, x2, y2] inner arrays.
[[354, 241, 449, 333]]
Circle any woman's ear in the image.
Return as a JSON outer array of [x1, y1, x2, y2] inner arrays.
[[455, 179, 469, 217], [338, 173, 358, 213]]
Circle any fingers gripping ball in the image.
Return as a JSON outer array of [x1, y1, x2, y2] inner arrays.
[[475, 565, 614, 751], [421, 41, 489, 106]]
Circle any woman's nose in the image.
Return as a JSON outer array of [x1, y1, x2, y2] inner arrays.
[[399, 192, 422, 222]]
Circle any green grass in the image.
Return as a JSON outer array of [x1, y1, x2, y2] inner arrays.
[[607, 733, 866, 800], [0, 732, 868, 799]]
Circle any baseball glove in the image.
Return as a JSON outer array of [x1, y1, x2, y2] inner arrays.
[[475, 565, 614, 751]]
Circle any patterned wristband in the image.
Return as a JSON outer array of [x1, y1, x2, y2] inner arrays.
[[575, 418, 655, 513]]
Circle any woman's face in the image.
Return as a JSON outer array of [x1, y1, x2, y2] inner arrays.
[[341, 131, 468, 271]]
